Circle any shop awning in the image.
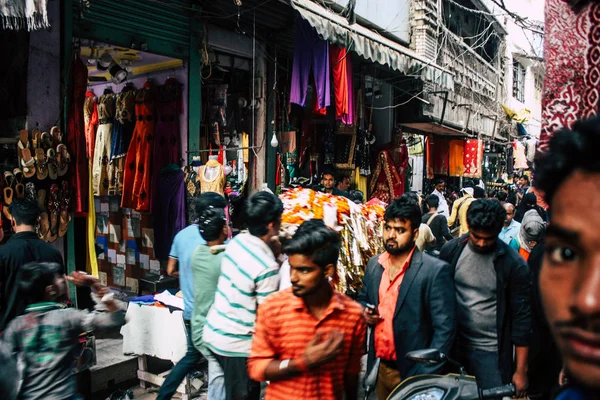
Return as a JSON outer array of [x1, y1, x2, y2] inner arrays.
[[290, 0, 454, 90], [401, 122, 466, 137]]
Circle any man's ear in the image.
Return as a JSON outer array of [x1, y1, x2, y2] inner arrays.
[[324, 263, 335, 280]]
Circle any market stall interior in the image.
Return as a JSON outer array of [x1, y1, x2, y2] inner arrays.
[[73, 39, 190, 291]]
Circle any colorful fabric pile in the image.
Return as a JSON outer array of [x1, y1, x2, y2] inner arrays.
[[279, 188, 385, 296]]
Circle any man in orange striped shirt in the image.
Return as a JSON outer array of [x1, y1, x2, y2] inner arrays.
[[248, 219, 366, 400]]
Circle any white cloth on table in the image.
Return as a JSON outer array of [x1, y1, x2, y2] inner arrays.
[[120, 304, 187, 363], [155, 290, 184, 310]]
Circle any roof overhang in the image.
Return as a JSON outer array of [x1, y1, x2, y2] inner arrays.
[[290, 0, 454, 90]]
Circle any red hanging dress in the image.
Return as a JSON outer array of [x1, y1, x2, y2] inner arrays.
[[121, 83, 155, 211]]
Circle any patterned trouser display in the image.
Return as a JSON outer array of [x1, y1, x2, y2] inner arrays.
[[92, 123, 113, 196]]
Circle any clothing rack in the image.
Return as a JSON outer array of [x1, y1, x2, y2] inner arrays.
[[185, 145, 263, 154]]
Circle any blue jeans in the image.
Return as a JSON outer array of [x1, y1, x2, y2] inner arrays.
[[157, 321, 204, 400], [200, 348, 226, 400], [457, 347, 504, 390]]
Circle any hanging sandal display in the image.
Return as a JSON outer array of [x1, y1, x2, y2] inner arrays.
[[32, 129, 41, 149], [37, 189, 49, 240], [41, 132, 52, 150], [21, 148, 36, 178], [2, 171, 14, 221], [50, 126, 62, 145], [25, 182, 36, 201]]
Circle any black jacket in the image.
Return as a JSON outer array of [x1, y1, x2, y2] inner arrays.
[[0, 231, 64, 331], [439, 234, 532, 384], [357, 249, 456, 379]]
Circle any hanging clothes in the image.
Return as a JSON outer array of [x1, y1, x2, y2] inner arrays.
[[109, 88, 136, 195], [66, 56, 88, 214], [290, 15, 330, 109], [84, 91, 98, 160], [121, 84, 156, 211], [184, 165, 201, 224], [86, 159, 98, 277], [463, 139, 484, 178], [199, 159, 226, 196], [449, 139, 466, 177], [92, 94, 116, 196], [369, 150, 404, 204], [330, 45, 354, 125], [153, 164, 186, 260], [513, 140, 528, 170], [151, 78, 183, 210]]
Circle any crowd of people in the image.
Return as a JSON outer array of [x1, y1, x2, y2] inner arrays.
[[2, 118, 600, 400]]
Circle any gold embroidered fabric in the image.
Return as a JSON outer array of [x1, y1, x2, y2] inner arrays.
[[199, 159, 225, 196]]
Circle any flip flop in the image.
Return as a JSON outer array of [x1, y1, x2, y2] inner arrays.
[[38, 211, 50, 240], [2, 199, 11, 221], [25, 182, 35, 201], [47, 149, 58, 180], [41, 132, 52, 150], [37, 189, 46, 211], [50, 126, 62, 144], [15, 183, 24, 199], [56, 144, 70, 177], [3, 187, 13, 205], [46, 183, 60, 243], [35, 148, 48, 180], [18, 129, 29, 161], [58, 181, 71, 238], [32, 129, 41, 149], [20, 148, 36, 178], [12, 168, 23, 184], [3, 171, 14, 188]]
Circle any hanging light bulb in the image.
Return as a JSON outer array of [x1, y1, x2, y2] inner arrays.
[[270, 131, 279, 148]]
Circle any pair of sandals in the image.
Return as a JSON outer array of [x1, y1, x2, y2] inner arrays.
[[3, 169, 26, 220], [38, 181, 71, 242]]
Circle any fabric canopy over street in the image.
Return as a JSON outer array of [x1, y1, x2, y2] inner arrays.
[[290, 0, 454, 90]]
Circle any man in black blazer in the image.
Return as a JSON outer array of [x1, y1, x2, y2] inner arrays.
[[358, 196, 456, 399]]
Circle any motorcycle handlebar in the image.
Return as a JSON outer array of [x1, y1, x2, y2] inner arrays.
[[480, 384, 516, 399]]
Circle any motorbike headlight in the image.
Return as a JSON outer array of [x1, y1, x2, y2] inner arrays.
[[407, 388, 445, 400]]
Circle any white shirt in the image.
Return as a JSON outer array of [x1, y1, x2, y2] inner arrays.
[[432, 189, 450, 218]]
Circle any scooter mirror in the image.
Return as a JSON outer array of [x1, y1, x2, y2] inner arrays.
[[405, 349, 446, 365]]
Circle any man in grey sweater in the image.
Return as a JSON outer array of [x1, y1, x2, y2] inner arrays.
[[2, 262, 126, 400]]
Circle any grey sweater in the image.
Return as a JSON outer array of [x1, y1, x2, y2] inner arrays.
[[3, 302, 126, 400]]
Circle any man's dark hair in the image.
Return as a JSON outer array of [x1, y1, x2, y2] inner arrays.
[[425, 194, 440, 209], [496, 191, 508, 202], [336, 173, 349, 184], [466, 199, 506, 234], [473, 186, 486, 199], [433, 178, 445, 185], [283, 219, 340, 269], [322, 172, 334, 179], [385, 197, 422, 231], [198, 206, 227, 241], [402, 192, 420, 204], [245, 191, 284, 237], [521, 174, 530, 183], [194, 192, 227, 220], [535, 117, 600, 207], [8, 198, 40, 226], [18, 262, 63, 305]]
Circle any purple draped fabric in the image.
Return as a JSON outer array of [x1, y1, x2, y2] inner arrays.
[[153, 167, 186, 260]]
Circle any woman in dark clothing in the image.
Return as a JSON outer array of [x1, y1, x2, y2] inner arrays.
[[515, 192, 547, 223]]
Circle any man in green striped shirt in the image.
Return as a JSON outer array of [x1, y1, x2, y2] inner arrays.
[[203, 191, 284, 400]]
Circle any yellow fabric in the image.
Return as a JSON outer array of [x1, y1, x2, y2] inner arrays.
[[501, 104, 531, 123], [354, 167, 368, 199], [87, 159, 98, 277], [242, 132, 249, 163], [448, 195, 475, 236], [199, 159, 226, 196], [449, 140, 465, 177]]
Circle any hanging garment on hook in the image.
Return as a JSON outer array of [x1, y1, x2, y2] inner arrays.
[[330, 45, 354, 125], [290, 16, 330, 109], [92, 94, 116, 196]]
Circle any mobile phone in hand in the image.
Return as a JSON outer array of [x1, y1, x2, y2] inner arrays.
[[366, 303, 379, 316]]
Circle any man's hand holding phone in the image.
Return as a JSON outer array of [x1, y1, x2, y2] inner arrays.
[[363, 303, 382, 326]]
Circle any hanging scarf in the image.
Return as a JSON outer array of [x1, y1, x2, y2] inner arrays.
[[0, 0, 50, 31], [369, 150, 404, 204]]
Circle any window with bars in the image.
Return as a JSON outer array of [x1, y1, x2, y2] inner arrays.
[[513, 61, 525, 102]]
